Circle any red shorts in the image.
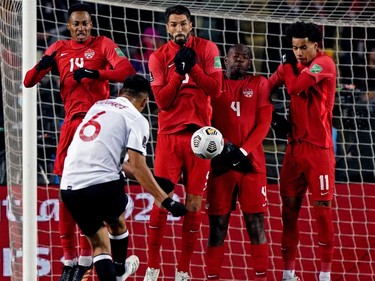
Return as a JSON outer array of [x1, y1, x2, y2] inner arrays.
[[53, 116, 84, 176], [154, 132, 210, 196], [205, 171, 268, 215], [280, 141, 336, 201]]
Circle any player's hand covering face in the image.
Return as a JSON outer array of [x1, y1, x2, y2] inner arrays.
[[166, 14, 193, 46], [291, 38, 318, 65], [67, 11, 93, 43], [225, 45, 251, 80]]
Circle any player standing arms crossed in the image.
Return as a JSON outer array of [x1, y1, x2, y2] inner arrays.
[[60, 75, 187, 281], [23, 3, 135, 281], [205, 44, 272, 281], [144, 5, 222, 281], [268, 22, 336, 281]]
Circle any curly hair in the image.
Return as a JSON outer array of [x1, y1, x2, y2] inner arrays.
[[285, 21, 322, 44]]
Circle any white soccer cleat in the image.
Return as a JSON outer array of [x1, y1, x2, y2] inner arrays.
[[175, 269, 190, 281], [116, 255, 139, 281], [143, 267, 160, 281]]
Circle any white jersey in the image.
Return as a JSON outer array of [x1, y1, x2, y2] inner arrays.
[[60, 97, 149, 190]]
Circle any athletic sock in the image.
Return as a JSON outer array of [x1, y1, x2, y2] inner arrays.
[[178, 211, 202, 272], [251, 243, 268, 280], [281, 203, 299, 268], [205, 245, 225, 279], [147, 205, 168, 269], [109, 230, 129, 276], [282, 269, 296, 280], [314, 206, 334, 272], [93, 254, 116, 281], [59, 201, 77, 261], [79, 232, 92, 257], [78, 255, 93, 267]]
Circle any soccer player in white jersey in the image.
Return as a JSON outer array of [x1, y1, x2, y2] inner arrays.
[[60, 75, 187, 281]]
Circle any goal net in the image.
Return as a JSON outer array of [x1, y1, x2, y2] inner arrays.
[[1, 0, 374, 280]]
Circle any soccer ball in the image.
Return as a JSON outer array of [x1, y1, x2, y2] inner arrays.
[[191, 126, 224, 159]]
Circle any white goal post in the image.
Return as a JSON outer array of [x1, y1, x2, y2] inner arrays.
[[0, 1, 374, 281]]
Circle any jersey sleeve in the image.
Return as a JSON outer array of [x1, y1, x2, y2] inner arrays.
[[127, 116, 150, 156], [98, 37, 136, 82], [189, 41, 222, 98], [303, 55, 336, 83], [268, 64, 285, 93], [23, 43, 58, 87], [148, 52, 184, 110]]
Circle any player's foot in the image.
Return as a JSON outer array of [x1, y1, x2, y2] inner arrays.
[[175, 269, 190, 281], [71, 264, 93, 281], [116, 255, 140, 281], [59, 265, 76, 281], [282, 276, 301, 281], [143, 267, 160, 281]]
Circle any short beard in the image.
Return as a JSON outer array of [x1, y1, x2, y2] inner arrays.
[[171, 34, 187, 47]]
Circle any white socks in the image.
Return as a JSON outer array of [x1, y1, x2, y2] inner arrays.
[[319, 271, 331, 281]]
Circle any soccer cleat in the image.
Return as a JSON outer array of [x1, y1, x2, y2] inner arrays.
[[117, 255, 140, 281], [71, 264, 93, 281], [143, 267, 160, 281], [175, 269, 190, 281], [282, 276, 301, 281], [59, 265, 76, 281]]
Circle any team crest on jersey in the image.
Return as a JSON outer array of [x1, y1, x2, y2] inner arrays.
[[243, 88, 253, 98], [84, 49, 95, 59], [115, 48, 125, 57], [310, 63, 323, 74]]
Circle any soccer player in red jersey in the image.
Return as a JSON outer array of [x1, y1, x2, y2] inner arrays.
[[268, 22, 336, 281], [205, 44, 272, 281], [144, 5, 222, 281], [23, 3, 135, 281]]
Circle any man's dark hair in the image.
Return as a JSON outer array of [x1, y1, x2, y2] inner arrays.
[[165, 5, 191, 23], [68, 3, 92, 17], [285, 21, 322, 44], [121, 75, 152, 98]]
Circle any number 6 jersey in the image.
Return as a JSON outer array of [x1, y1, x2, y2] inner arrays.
[[60, 97, 149, 190]]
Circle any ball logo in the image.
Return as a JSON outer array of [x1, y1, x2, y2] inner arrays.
[[84, 49, 95, 59], [205, 127, 218, 135], [191, 126, 224, 159], [243, 88, 253, 98]]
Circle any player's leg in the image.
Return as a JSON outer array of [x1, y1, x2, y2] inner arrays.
[[279, 144, 306, 281], [205, 214, 230, 280], [205, 170, 237, 280], [306, 143, 335, 281], [105, 178, 139, 281], [240, 173, 268, 281], [144, 134, 180, 280], [176, 133, 210, 280]]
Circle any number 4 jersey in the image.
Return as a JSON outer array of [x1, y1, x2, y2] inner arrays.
[[60, 97, 149, 190]]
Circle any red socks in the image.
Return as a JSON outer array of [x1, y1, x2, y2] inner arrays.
[[59, 201, 77, 261], [314, 206, 334, 272], [251, 243, 268, 280], [147, 204, 168, 268], [205, 245, 225, 279], [178, 211, 202, 272]]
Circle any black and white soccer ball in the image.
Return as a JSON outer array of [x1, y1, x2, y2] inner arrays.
[[191, 126, 224, 159]]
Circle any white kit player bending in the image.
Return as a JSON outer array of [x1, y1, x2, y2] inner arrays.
[[60, 75, 187, 281]]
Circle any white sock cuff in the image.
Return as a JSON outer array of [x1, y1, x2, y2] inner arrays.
[[93, 254, 112, 263], [109, 230, 129, 240]]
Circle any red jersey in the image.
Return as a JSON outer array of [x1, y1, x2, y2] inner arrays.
[[268, 52, 336, 148], [24, 36, 135, 121], [148, 36, 222, 134], [211, 74, 272, 173]]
